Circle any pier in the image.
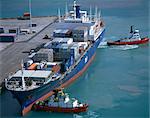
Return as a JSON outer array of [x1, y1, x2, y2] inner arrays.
[[0, 16, 57, 86]]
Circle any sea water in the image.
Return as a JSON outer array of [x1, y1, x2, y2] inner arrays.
[[0, 0, 149, 118]]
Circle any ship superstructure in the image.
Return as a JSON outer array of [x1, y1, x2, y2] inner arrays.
[[5, 1, 105, 115]]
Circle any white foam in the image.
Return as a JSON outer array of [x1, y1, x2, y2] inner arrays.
[[110, 45, 139, 50]]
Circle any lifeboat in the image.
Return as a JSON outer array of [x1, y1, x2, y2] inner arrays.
[[32, 89, 88, 113], [107, 26, 149, 46]]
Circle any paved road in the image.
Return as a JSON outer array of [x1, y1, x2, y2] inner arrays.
[[0, 18, 57, 85]]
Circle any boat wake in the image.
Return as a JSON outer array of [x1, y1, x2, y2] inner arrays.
[[98, 41, 108, 48], [98, 41, 139, 50], [73, 110, 100, 118], [109, 45, 139, 50]]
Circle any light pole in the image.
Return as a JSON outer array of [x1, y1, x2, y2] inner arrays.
[[29, 0, 32, 28]]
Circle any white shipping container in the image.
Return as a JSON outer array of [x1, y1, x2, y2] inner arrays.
[[53, 38, 73, 45]]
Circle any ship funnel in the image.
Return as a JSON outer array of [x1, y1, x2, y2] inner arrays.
[[130, 25, 133, 33], [73, 0, 80, 19], [75, 5, 80, 18]]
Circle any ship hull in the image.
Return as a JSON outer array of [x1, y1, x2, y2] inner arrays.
[[107, 38, 149, 46], [9, 29, 105, 116], [33, 104, 88, 113]]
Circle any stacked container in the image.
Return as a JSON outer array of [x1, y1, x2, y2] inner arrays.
[[72, 26, 88, 42], [53, 44, 71, 61], [52, 38, 73, 45], [53, 29, 72, 38], [33, 49, 53, 62], [71, 43, 80, 60]]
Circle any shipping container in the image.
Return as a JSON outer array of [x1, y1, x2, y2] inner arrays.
[[33, 49, 53, 62], [72, 26, 88, 42], [53, 51, 70, 61], [28, 63, 37, 70], [0, 33, 16, 42], [0, 28, 4, 34], [20, 29, 30, 34], [52, 38, 73, 45], [9, 29, 17, 33], [53, 29, 72, 38]]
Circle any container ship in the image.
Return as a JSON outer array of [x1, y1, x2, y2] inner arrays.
[[5, 1, 105, 116]]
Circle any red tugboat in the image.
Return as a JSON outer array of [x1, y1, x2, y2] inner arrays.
[[33, 89, 88, 113], [107, 26, 149, 46]]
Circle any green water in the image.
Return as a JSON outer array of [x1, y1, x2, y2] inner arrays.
[[22, 44, 149, 118]]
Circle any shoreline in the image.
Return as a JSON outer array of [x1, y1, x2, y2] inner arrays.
[[0, 16, 58, 87]]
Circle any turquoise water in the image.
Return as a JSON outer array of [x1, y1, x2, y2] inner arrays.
[[0, 0, 149, 118]]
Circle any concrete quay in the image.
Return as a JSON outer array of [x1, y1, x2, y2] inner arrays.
[[0, 16, 57, 86]]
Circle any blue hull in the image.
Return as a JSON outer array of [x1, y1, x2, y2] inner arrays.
[[10, 29, 105, 114]]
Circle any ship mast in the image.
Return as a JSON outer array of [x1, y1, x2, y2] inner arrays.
[[65, 2, 68, 18], [89, 6, 92, 21], [73, 0, 77, 19], [98, 10, 101, 21], [58, 8, 61, 22], [21, 60, 26, 90], [95, 6, 98, 21]]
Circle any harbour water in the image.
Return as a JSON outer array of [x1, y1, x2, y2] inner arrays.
[[0, 0, 149, 118]]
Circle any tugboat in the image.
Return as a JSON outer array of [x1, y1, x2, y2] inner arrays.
[[33, 89, 88, 113], [107, 26, 149, 46]]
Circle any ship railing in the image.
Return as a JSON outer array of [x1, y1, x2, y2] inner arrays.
[[5, 78, 40, 91], [94, 27, 105, 40]]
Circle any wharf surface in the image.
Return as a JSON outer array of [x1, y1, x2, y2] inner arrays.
[[0, 16, 57, 86]]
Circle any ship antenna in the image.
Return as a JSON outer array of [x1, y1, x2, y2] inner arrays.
[[98, 10, 101, 21], [95, 6, 98, 21], [58, 8, 61, 23], [65, 2, 68, 18], [21, 60, 26, 90], [29, 0, 32, 28], [130, 25, 134, 33], [89, 5, 92, 21]]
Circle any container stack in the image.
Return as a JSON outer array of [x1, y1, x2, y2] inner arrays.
[[54, 49, 71, 61], [53, 29, 72, 38], [52, 38, 73, 45], [72, 26, 88, 42], [71, 43, 80, 60], [32, 49, 53, 62]]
